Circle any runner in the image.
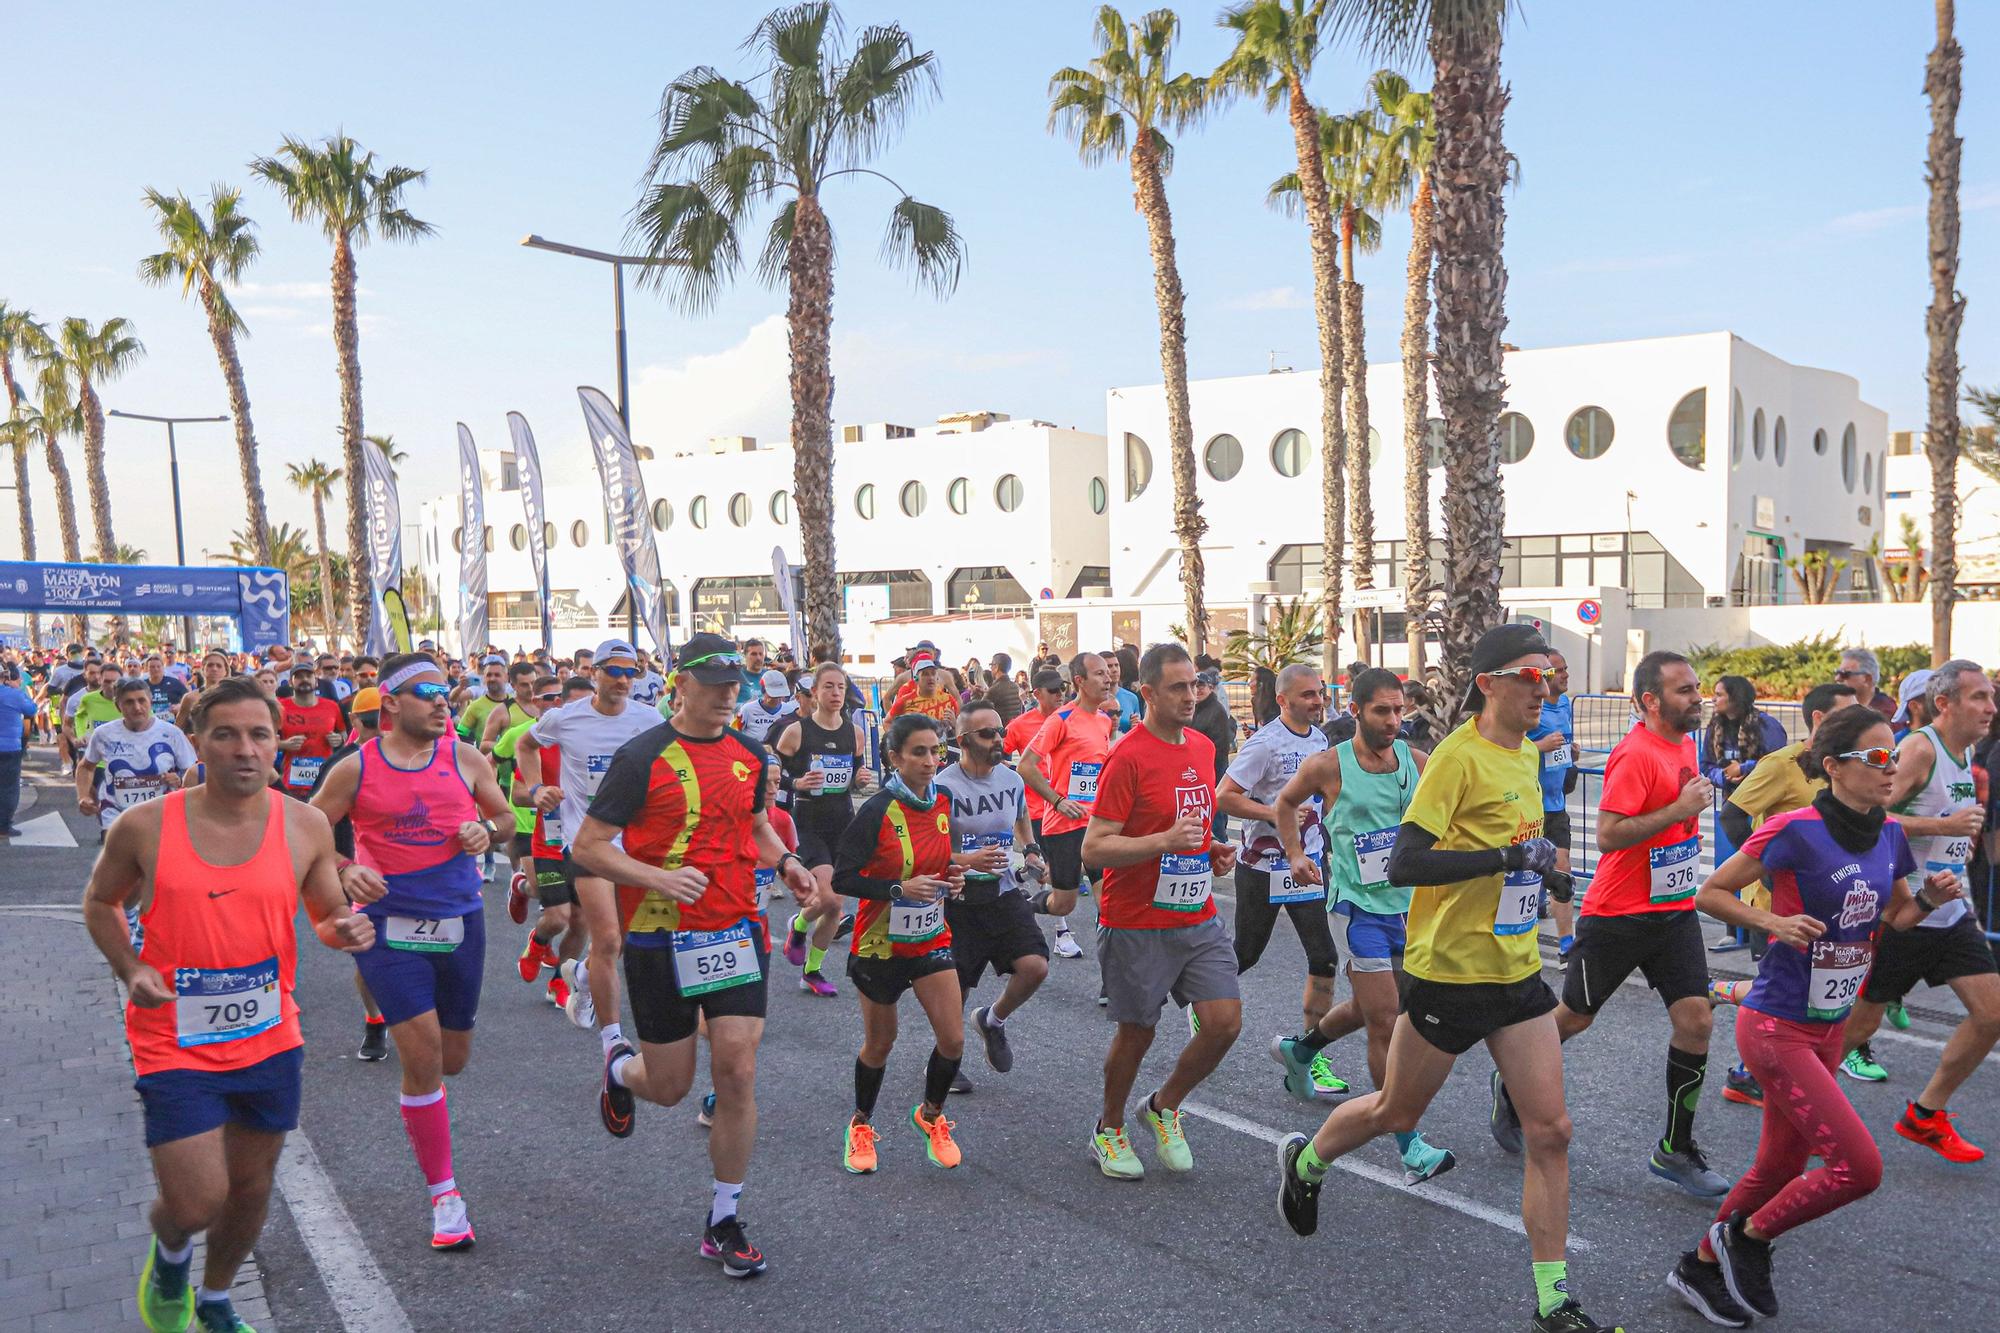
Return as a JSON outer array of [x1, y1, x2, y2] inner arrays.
[[569, 632, 818, 1277], [83, 676, 373, 1333], [1019, 653, 1116, 962], [887, 649, 959, 726], [510, 674, 600, 1012], [1216, 662, 1339, 1033], [490, 674, 562, 982], [475, 660, 538, 757], [773, 662, 873, 996], [142, 653, 190, 721], [277, 663, 344, 801], [71, 661, 121, 743], [1275, 624, 1622, 1333], [833, 713, 969, 1172], [1528, 650, 1578, 962], [939, 702, 1050, 1093], [76, 676, 198, 838], [1837, 658, 2000, 1161], [1493, 650, 1730, 1198], [514, 639, 666, 1033], [175, 650, 233, 733], [1084, 642, 1241, 1180], [735, 668, 797, 745], [309, 651, 514, 1250], [1665, 704, 1958, 1327], [455, 654, 512, 747], [1005, 669, 1076, 957], [1267, 668, 1456, 1183]]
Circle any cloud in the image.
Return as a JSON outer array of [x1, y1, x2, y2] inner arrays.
[[1225, 285, 1309, 311], [1547, 251, 1698, 276], [1826, 182, 2000, 235]]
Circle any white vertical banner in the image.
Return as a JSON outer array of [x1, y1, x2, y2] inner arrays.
[[456, 423, 488, 656], [360, 436, 402, 657], [505, 411, 552, 656], [576, 386, 669, 654], [771, 544, 806, 660]]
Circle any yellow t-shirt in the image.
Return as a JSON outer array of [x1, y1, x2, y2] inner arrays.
[[1723, 739, 1821, 911], [1402, 718, 1546, 986]]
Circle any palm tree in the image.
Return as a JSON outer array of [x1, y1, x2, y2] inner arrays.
[[1924, 0, 1964, 662], [363, 432, 407, 476], [287, 458, 345, 640], [139, 185, 274, 566], [1215, 0, 1347, 678], [52, 317, 145, 563], [113, 543, 147, 564], [250, 134, 433, 645], [1050, 7, 1212, 654], [0, 305, 45, 648], [629, 2, 963, 658], [32, 359, 83, 563], [220, 520, 315, 589], [1, 406, 39, 555]]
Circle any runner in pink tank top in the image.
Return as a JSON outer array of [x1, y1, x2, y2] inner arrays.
[[350, 732, 484, 915]]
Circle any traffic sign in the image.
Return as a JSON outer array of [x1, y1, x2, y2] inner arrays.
[[1577, 598, 1603, 626]]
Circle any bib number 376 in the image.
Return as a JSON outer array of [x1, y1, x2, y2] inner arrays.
[[1648, 837, 1700, 904]]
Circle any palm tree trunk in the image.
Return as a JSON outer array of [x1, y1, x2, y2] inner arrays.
[[0, 355, 34, 646], [1132, 136, 1209, 657], [1429, 8, 1512, 717], [43, 433, 81, 563], [311, 493, 337, 643], [1924, 0, 1964, 664], [1401, 173, 1435, 682], [1289, 74, 1346, 681], [1341, 205, 1374, 664], [78, 379, 116, 562], [332, 234, 371, 651], [787, 193, 840, 660], [204, 285, 273, 568]]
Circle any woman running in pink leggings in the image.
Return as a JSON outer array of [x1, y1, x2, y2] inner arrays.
[[1665, 704, 1963, 1327]]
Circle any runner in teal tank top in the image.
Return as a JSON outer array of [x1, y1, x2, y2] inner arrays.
[[1267, 668, 1455, 1184]]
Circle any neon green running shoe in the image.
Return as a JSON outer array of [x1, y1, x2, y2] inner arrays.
[[1143, 1097, 1193, 1172], [1841, 1043, 1888, 1082], [1306, 1052, 1351, 1099], [138, 1239, 194, 1332], [1887, 1002, 1912, 1031], [1091, 1122, 1145, 1179]]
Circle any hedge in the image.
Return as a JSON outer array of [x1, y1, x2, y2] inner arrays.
[[1685, 636, 1929, 700]]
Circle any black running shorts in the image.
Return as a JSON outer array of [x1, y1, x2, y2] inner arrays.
[[622, 932, 770, 1045], [1400, 974, 1557, 1056], [534, 855, 576, 907], [1560, 909, 1709, 1016], [847, 948, 957, 1006], [946, 893, 1050, 992], [1862, 913, 1998, 1004]]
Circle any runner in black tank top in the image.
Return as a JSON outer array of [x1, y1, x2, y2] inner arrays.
[[772, 665, 874, 996]]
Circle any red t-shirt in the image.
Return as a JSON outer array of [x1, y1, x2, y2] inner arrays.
[[278, 696, 344, 790], [1093, 724, 1220, 930], [1005, 707, 1059, 821], [1028, 705, 1115, 837], [1586, 723, 1702, 917], [528, 740, 563, 859]]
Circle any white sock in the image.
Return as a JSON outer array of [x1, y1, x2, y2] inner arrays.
[[600, 1022, 624, 1055], [1055, 918, 1071, 932], [196, 1286, 230, 1306], [710, 1179, 743, 1226], [981, 1007, 1005, 1030], [398, 1087, 445, 1109], [154, 1237, 193, 1266], [609, 1053, 634, 1088]]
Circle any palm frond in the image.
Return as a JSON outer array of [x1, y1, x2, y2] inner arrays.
[[881, 196, 963, 298], [755, 198, 799, 287], [629, 182, 744, 312]]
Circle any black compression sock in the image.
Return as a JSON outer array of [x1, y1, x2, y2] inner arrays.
[[1298, 1027, 1333, 1051], [1029, 889, 1055, 914], [1662, 1045, 1708, 1154], [1913, 1100, 1940, 1119], [854, 1058, 886, 1119], [924, 1048, 961, 1108]]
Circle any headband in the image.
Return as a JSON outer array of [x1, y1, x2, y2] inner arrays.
[[381, 661, 444, 694]]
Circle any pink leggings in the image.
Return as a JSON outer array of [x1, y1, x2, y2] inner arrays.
[[1708, 1009, 1883, 1244]]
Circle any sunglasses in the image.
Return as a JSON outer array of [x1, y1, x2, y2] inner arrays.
[[1835, 747, 1897, 770], [599, 664, 640, 679], [678, 651, 745, 672], [398, 681, 452, 702], [1485, 666, 1554, 686], [961, 726, 1003, 741], [1832, 669, 1867, 680], [536, 691, 561, 702]]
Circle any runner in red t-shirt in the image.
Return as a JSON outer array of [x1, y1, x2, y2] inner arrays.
[[1079, 643, 1240, 1181], [277, 664, 344, 796], [1493, 649, 1727, 1199], [1019, 654, 1116, 959], [1004, 668, 1068, 832]]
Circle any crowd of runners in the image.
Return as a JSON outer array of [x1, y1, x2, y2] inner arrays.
[[26, 621, 1996, 1332]]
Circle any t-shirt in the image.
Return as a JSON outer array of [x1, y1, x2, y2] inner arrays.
[[1530, 694, 1575, 813], [629, 670, 666, 709], [735, 698, 797, 746], [1401, 718, 1545, 986], [145, 676, 189, 719], [0, 682, 35, 753], [1027, 705, 1116, 837], [491, 719, 538, 835], [1741, 807, 1915, 1025], [278, 695, 345, 791], [72, 691, 122, 740], [1226, 718, 1328, 871], [1112, 685, 1142, 734], [888, 687, 959, 725], [938, 761, 1027, 900], [1004, 708, 1059, 822], [1726, 741, 1821, 827], [163, 662, 193, 684], [456, 693, 509, 744], [1587, 724, 1702, 918], [1093, 724, 1220, 930], [530, 696, 668, 848], [82, 718, 197, 828]]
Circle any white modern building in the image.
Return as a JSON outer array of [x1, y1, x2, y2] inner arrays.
[[1884, 425, 2000, 596]]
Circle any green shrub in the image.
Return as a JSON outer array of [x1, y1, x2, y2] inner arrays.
[[1685, 635, 1928, 700]]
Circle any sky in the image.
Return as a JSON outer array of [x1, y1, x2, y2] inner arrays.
[[3, 0, 1995, 569]]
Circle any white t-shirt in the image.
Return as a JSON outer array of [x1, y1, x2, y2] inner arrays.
[[83, 718, 197, 828], [529, 695, 659, 841], [628, 670, 666, 709], [735, 698, 797, 745], [1225, 717, 1329, 871]]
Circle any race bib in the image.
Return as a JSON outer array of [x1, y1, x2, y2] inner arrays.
[[960, 831, 1012, 881], [173, 958, 282, 1048], [1544, 744, 1573, 770], [888, 894, 946, 944], [809, 753, 854, 794], [384, 915, 465, 953], [110, 774, 168, 802], [1154, 851, 1212, 912], [1647, 837, 1700, 904], [672, 919, 762, 996], [1932, 834, 1972, 877], [755, 866, 775, 893], [1806, 938, 1873, 1021], [1267, 864, 1323, 905], [1352, 828, 1396, 888], [1067, 762, 1102, 804], [584, 752, 615, 797], [287, 756, 324, 788], [542, 809, 565, 849], [1494, 870, 1541, 936]]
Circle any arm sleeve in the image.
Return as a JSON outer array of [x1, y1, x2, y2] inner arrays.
[[1026, 712, 1065, 765], [585, 726, 665, 828], [831, 796, 899, 900], [81, 728, 107, 764], [530, 709, 563, 747], [1718, 801, 1754, 852], [1385, 822, 1507, 886]]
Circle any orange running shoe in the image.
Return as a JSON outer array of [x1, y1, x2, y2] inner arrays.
[[1895, 1102, 1985, 1163], [843, 1117, 879, 1174], [546, 975, 570, 1008], [517, 934, 551, 983], [911, 1103, 962, 1168]]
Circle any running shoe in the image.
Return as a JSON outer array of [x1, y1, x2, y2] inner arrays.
[[697, 1092, 717, 1128], [783, 914, 809, 968], [1531, 1299, 1626, 1332], [1186, 1005, 1200, 1040], [561, 959, 595, 1029], [1399, 1133, 1456, 1185], [357, 1020, 388, 1062], [1841, 1043, 1888, 1082], [1557, 935, 1574, 970], [911, 1103, 962, 1168], [1895, 1102, 1986, 1163], [193, 1301, 256, 1333], [517, 933, 550, 983], [1268, 1034, 1349, 1102], [547, 975, 570, 1009], [1665, 1250, 1751, 1328], [1887, 1001, 1911, 1030], [1489, 1069, 1524, 1154], [1707, 1214, 1777, 1318], [1305, 1052, 1350, 1099], [833, 912, 856, 940], [972, 1005, 1013, 1073], [600, 1043, 636, 1138], [1052, 928, 1083, 959], [1721, 1064, 1763, 1108], [1142, 1096, 1192, 1172], [950, 1069, 973, 1095], [138, 1237, 194, 1333], [844, 1117, 879, 1173], [799, 970, 838, 997], [1649, 1140, 1731, 1197], [1090, 1123, 1143, 1180], [1276, 1132, 1322, 1237], [429, 1189, 475, 1251], [507, 871, 529, 924], [700, 1215, 767, 1279]]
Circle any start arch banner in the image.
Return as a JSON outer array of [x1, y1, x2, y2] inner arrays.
[[0, 560, 290, 650]]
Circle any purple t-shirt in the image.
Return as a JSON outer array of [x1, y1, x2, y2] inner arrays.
[[1740, 807, 1915, 1025]]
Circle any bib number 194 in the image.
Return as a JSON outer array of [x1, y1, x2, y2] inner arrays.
[[1494, 869, 1540, 936]]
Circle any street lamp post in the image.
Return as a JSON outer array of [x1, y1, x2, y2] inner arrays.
[[107, 409, 228, 649]]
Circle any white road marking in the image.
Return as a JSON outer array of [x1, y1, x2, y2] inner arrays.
[[7, 811, 77, 847], [1177, 1097, 1592, 1251], [274, 1133, 418, 1333]]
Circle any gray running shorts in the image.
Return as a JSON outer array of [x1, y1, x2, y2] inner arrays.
[[1096, 916, 1240, 1027]]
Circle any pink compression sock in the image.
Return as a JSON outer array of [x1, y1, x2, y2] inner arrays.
[[398, 1088, 456, 1197]]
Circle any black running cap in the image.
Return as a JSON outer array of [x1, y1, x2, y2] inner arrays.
[[1460, 623, 1552, 713]]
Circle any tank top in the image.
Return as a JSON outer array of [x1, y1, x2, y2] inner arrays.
[[783, 712, 859, 804], [128, 790, 302, 1077], [1892, 724, 1975, 930], [1329, 739, 1418, 916], [351, 736, 483, 917]]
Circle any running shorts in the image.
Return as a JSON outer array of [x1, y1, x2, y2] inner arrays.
[[135, 1045, 304, 1148], [1231, 865, 1338, 978], [1862, 914, 1998, 1004], [1096, 917, 1240, 1027], [351, 908, 486, 1031], [623, 930, 772, 1045], [1400, 974, 1556, 1055], [847, 947, 957, 1006], [946, 893, 1050, 992], [792, 797, 855, 868], [1042, 827, 1090, 891], [1333, 900, 1406, 973], [509, 831, 532, 860], [1543, 809, 1572, 850], [1561, 909, 1708, 1015], [534, 855, 576, 907]]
